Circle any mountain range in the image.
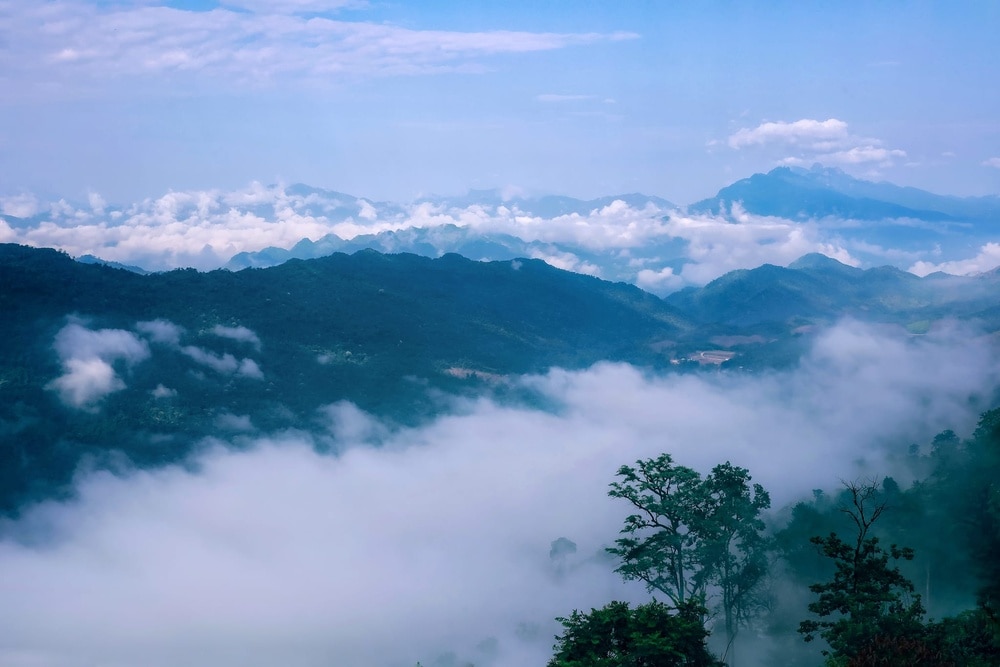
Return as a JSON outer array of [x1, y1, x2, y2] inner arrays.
[[6, 166, 997, 294], [220, 166, 1000, 285], [2, 242, 1000, 516]]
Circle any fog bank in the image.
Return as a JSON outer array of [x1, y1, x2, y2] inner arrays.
[[1, 321, 997, 666]]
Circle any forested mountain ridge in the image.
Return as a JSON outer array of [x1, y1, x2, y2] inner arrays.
[[2, 242, 1000, 516], [0, 244, 690, 513]]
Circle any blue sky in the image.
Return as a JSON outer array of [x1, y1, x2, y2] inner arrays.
[[1, 0, 998, 204]]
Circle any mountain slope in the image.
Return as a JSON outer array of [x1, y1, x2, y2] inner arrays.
[[689, 165, 1000, 222], [0, 244, 690, 513], [2, 243, 999, 516]]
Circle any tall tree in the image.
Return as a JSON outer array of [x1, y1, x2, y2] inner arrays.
[[608, 454, 707, 606], [607, 455, 771, 662], [701, 462, 772, 661], [798, 479, 926, 660]]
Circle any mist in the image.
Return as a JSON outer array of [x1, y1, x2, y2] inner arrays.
[[1, 320, 998, 666]]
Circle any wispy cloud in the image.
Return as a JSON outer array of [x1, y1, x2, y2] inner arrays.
[[220, 0, 363, 13], [728, 118, 906, 168], [2, 2, 636, 95], [982, 157, 1000, 169]]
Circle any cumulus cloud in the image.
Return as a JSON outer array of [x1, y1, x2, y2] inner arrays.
[[47, 358, 126, 410], [0, 192, 40, 218], [664, 205, 858, 285], [46, 321, 151, 409], [137, 319, 186, 347], [728, 118, 906, 167], [210, 325, 262, 351], [151, 384, 177, 399], [237, 358, 265, 379], [635, 266, 683, 292], [728, 118, 849, 150], [982, 157, 1000, 168], [1, 182, 868, 291], [909, 242, 1000, 277], [181, 346, 264, 379], [7, 321, 1000, 666]]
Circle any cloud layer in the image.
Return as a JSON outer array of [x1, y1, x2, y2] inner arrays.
[[4, 176, 997, 290], [0, 183, 864, 290], [6, 320, 1000, 666]]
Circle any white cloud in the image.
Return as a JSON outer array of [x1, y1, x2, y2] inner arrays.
[[46, 322, 151, 409], [221, 0, 361, 13], [210, 325, 262, 351], [181, 345, 264, 380], [728, 118, 849, 150], [151, 384, 177, 399], [0, 183, 869, 291], [664, 206, 858, 285], [982, 157, 1000, 168], [47, 358, 125, 410], [3, 2, 636, 95], [87, 192, 106, 216], [0, 192, 40, 218], [237, 358, 265, 379], [137, 319, 186, 347], [3, 321, 998, 666], [728, 118, 906, 167], [526, 248, 601, 276], [908, 242, 1000, 277], [635, 266, 683, 292]]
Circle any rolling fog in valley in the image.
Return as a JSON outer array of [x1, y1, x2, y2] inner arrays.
[[2, 1, 999, 665], [1, 321, 997, 666]]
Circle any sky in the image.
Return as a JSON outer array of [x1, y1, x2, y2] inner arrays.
[[2, 1, 999, 205], [3, 318, 999, 666]]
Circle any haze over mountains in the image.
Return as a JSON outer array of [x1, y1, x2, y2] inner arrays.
[[3, 165, 1000, 667], [3, 166, 999, 295], [3, 240, 1000, 515], [3, 235, 1000, 666]]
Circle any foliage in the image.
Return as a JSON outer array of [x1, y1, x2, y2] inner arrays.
[[845, 634, 949, 667], [547, 599, 723, 667], [798, 480, 925, 659], [607, 455, 771, 658]]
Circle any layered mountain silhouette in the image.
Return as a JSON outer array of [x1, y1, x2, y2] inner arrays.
[[214, 167, 1000, 286], [2, 242, 999, 515]]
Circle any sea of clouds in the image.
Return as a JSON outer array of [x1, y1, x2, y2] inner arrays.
[[2, 320, 999, 666], [4, 182, 996, 294]]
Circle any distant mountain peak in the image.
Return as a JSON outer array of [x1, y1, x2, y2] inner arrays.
[[787, 253, 860, 273]]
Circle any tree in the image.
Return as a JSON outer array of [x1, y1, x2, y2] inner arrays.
[[607, 455, 771, 662], [798, 479, 926, 660], [701, 462, 772, 661], [608, 455, 707, 607], [547, 599, 723, 667]]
